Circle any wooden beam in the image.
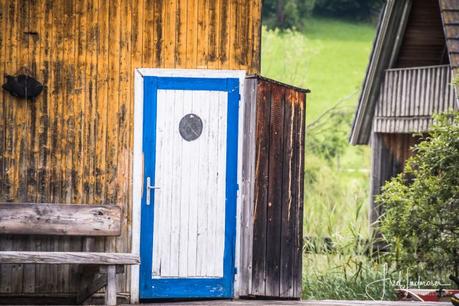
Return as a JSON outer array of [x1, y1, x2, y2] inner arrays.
[[0, 252, 139, 265], [0, 203, 122, 236], [105, 265, 117, 306]]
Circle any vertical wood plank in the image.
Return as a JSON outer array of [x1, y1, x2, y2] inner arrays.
[[196, 0, 208, 68], [252, 80, 271, 296], [176, 0, 187, 67], [0, 0, 7, 201], [105, 0, 121, 210], [117, 0, 132, 292], [207, 0, 218, 68], [294, 91, 306, 298], [218, 0, 229, 68], [185, 0, 197, 68], [163, 0, 176, 67], [265, 84, 285, 297], [94, 0, 109, 205], [239, 78, 257, 296], [279, 89, 295, 297]]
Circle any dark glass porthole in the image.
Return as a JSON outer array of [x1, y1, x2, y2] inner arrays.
[[179, 113, 203, 141]]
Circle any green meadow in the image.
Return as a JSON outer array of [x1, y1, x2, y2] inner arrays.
[[261, 18, 392, 299]]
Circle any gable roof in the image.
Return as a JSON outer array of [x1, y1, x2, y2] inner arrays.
[[350, 0, 459, 145]]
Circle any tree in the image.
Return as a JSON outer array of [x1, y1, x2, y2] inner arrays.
[[376, 112, 459, 277], [263, 0, 316, 29], [314, 0, 384, 21], [262, 0, 384, 30]]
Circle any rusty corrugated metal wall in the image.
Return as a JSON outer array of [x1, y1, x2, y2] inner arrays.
[[0, 0, 261, 301]]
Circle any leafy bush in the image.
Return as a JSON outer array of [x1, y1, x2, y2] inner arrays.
[[376, 112, 459, 277]]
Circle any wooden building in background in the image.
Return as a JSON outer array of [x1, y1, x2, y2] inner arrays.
[[350, 0, 459, 226], [0, 0, 308, 304]]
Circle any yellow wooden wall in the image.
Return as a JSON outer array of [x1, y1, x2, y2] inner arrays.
[[0, 0, 261, 298]]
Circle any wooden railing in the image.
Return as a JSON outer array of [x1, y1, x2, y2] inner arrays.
[[374, 65, 457, 133]]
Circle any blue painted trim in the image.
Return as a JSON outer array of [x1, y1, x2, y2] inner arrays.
[[156, 77, 229, 91], [139, 76, 240, 299]]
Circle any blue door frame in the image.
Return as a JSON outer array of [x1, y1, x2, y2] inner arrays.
[[139, 76, 240, 299]]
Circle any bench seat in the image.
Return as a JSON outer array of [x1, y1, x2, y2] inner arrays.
[[0, 203, 139, 305]]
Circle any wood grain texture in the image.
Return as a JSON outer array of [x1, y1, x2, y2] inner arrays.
[[239, 78, 257, 297], [0, 252, 139, 265], [0, 203, 121, 236], [375, 65, 456, 133], [370, 133, 420, 226], [0, 0, 261, 297], [240, 76, 307, 299], [396, 0, 449, 68]]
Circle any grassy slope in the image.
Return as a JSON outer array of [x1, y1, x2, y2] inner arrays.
[[261, 18, 376, 120], [261, 18, 384, 299]]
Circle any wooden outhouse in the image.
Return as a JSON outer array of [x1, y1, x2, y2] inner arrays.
[[350, 0, 459, 226], [239, 76, 308, 299], [0, 0, 308, 304]]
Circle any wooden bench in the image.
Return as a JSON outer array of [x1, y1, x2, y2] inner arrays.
[[0, 203, 139, 305]]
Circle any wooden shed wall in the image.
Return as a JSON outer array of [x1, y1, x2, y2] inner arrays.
[[0, 0, 262, 299], [370, 133, 420, 226], [375, 65, 457, 134], [239, 76, 307, 299], [395, 0, 449, 68]]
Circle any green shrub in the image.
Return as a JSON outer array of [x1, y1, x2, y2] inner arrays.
[[377, 112, 459, 277]]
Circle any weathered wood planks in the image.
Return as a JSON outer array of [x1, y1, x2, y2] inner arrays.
[[0, 252, 139, 265], [239, 76, 308, 299], [0, 203, 121, 236], [0, 0, 262, 297], [374, 65, 456, 133], [369, 133, 420, 226]]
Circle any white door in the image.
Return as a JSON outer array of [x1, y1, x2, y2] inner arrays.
[[139, 75, 240, 299]]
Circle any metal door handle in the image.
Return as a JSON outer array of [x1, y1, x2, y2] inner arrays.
[[146, 177, 160, 205]]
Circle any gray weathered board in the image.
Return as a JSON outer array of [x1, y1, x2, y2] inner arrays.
[[374, 65, 456, 134], [0, 203, 121, 236], [0, 251, 139, 265]]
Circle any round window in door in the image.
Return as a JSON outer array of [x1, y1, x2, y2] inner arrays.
[[179, 113, 203, 141]]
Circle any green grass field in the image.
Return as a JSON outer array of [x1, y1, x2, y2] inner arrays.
[[261, 18, 383, 299], [261, 17, 376, 239], [261, 18, 376, 120]]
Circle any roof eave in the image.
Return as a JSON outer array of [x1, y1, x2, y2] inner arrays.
[[349, 0, 412, 145]]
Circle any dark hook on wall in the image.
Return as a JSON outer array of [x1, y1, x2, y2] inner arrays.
[[2, 71, 44, 100]]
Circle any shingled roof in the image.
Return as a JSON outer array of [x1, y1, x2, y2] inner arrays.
[[350, 0, 459, 145], [439, 0, 459, 70]]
